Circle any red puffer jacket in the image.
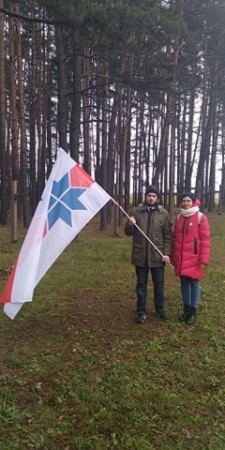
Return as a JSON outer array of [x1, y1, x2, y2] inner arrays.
[[171, 212, 210, 280]]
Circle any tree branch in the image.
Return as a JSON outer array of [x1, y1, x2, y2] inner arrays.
[[0, 7, 64, 26]]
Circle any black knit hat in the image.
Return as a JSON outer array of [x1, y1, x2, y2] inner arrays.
[[145, 185, 160, 198], [181, 192, 197, 203]]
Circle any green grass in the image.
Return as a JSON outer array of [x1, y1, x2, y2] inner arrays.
[[0, 213, 225, 449]]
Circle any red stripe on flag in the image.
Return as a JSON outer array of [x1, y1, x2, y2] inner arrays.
[[70, 164, 94, 188], [0, 258, 18, 303], [42, 221, 47, 238]]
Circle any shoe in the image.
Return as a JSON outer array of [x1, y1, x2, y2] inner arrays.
[[185, 307, 197, 325], [179, 305, 191, 322], [136, 314, 147, 324], [179, 311, 190, 322], [156, 310, 169, 320], [185, 314, 196, 325]]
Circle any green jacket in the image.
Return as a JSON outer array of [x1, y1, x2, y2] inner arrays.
[[124, 203, 172, 267]]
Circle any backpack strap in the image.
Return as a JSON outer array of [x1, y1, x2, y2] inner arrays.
[[198, 212, 203, 224]]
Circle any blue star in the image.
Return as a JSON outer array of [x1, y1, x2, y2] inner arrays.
[[47, 174, 87, 230]]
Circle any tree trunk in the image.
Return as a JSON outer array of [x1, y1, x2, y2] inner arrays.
[[100, 69, 108, 230], [0, 0, 7, 224], [29, 23, 37, 214], [208, 59, 219, 211], [82, 48, 91, 174], [195, 37, 209, 203], [14, 2, 29, 227], [70, 46, 81, 162], [56, 25, 68, 152], [185, 56, 197, 192], [9, 4, 19, 181]]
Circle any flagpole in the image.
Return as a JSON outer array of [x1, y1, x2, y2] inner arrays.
[[111, 198, 173, 268]]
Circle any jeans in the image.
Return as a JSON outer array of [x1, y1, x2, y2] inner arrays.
[[135, 266, 165, 317], [180, 276, 201, 309]]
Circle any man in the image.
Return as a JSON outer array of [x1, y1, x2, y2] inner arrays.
[[124, 185, 172, 323]]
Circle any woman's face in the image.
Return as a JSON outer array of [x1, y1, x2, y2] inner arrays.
[[181, 196, 193, 210]]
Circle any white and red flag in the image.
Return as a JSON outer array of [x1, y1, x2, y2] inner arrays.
[[0, 148, 111, 319]]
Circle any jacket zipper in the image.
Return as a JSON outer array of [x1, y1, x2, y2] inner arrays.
[[179, 217, 189, 273], [146, 211, 151, 264]]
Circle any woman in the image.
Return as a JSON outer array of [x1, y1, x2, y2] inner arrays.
[[171, 192, 210, 324]]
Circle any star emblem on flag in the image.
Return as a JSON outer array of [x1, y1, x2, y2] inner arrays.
[[47, 172, 87, 229], [0, 149, 111, 319]]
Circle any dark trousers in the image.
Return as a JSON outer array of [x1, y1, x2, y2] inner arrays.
[[135, 266, 165, 317]]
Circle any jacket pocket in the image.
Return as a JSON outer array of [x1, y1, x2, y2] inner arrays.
[[194, 238, 198, 255], [132, 243, 145, 263]]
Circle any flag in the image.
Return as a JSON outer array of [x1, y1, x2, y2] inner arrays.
[[0, 148, 111, 319]]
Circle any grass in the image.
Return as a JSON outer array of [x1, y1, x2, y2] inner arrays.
[[0, 213, 225, 449]]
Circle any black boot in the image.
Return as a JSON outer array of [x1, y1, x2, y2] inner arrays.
[[179, 304, 190, 322], [185, 307, 197, 325]]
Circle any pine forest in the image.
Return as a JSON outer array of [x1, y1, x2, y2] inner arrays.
[[0, 0, 225, 227]]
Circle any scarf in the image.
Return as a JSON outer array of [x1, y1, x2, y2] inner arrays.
[[180, 205, 199, 218], [145, 204, 158, 213]]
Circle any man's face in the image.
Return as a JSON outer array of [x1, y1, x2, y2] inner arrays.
[[145, 193, 158, 205]]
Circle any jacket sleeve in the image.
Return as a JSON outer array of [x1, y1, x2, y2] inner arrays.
[[199, 214, 210, 265], [163, 213, 172, 256], [124, 207, 136, 236], [124, 221, 135, 236]]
